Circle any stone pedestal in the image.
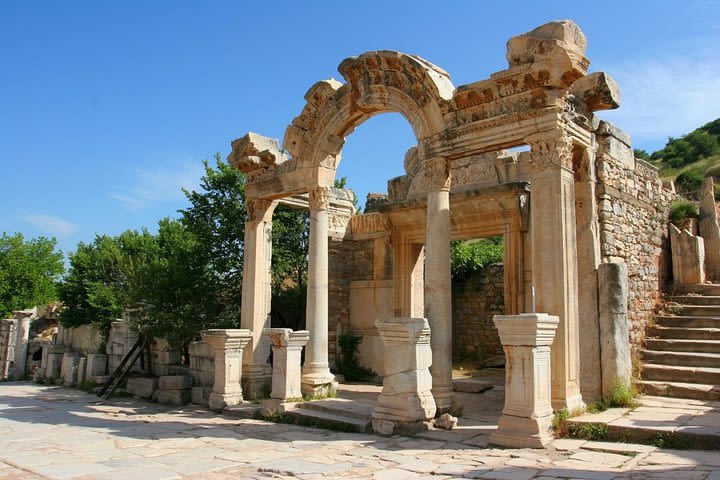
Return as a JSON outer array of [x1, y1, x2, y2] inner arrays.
[[85, 353, 107, 378], [372, 317, 436, 435], [201, 329, 252, 412], [45, 345, 65, 381], [489, 313, 559, 448], [265, 328, 309, 400]]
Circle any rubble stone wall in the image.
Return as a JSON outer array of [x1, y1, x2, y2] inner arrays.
[[595, 121, 676, 347], [452, 264, 505, 364]]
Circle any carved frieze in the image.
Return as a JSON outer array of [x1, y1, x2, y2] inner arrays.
[[246, 198, 274, 223]]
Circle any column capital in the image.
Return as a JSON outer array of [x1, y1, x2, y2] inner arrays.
[[246, 198, 275, 223], [524, 130, 574, 170], [264, 328, 310, 349], [421, 157, 451, 192], [308, 186, 330, 211]]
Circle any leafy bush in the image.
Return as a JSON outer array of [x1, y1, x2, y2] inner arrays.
[[451, 237, 504, 282], [334, 333, 375, 382], [669, 200, 699, 226], [675, 170, 705, 193]]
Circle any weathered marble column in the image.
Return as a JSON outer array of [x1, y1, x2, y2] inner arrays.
[[372, 317, 436, 435], [423, 158, 458, 414], [574, 144, 603, 403], [201, 329, 253, 412], [525, 131, 584, 412], [240, 198, 276, 398], [490, 313, 559, 448], [11, 312, 31, 380], [699, 177, 720, 281], [598, 262, 631, 398], [302, 186, 336, 396], [265, 328, 309, 400]]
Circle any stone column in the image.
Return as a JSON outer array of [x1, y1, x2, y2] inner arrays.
[[598, 262, 631, 397], [574, 144, 603, 403], [423, 157, 458, 415], [265, 328, 309, 400], [302, 186, 337, 396], [201, 329, 253, 412], [489, 313, 559, 448], [11, 315, 31, 380], [699, 177, 720, 281], [525, 131, 584, 412], [372, 317, 436, 435], [240, 198, 276, 398]]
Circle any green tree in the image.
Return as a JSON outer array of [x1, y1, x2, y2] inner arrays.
[[0, 233, 64, 318], [58, 230, 155, 331], [675, 170, 705, 193]]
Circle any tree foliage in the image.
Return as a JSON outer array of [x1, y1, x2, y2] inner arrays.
[[0, 233, 64, 318], [58, 154, 311, 345], [450, 236, 504, 282], [651, 119, 720, 168]]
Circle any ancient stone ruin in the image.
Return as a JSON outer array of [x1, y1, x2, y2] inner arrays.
[[22, 19, 720, 445]]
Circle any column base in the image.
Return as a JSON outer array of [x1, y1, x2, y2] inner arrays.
[[301, 362, 337, 397], [432, 387, 463, 416], [552, 392, 585, 413], [208, 390, 244, 412], [489, 414, 554, 449]]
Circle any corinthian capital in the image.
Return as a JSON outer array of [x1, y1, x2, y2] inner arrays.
[[246, 198, 274, 222], [524, 131, 574, 170], [308, 186, 330, 211], [422, 157, 451, 192]]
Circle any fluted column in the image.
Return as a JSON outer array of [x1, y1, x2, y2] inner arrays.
[[240, 197, 276, 398], [301, 186, 336, 396], [525, 130, 584, 412], [423, 157, 459, 415]]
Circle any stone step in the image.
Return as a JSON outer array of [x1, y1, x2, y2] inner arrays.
[[655, 315, 720, 328], [644, 338, 720, 353], [669, 295, 720, 305], [674, 305, 720, 316], [642, 363, 720, 385], [285, 406, 372, 433], [297, 398, 375, 422], [646, 326, 720, 340], [565, 397, 720, 449], [638, 380, 720, 401], [671, 284, 720, 296], [641, 349, 720, 368]]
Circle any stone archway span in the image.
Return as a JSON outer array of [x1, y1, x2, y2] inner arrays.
[[282, 50, 455, 184]]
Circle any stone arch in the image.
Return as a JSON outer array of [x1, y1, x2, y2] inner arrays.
[[282, 50, 455, 185]]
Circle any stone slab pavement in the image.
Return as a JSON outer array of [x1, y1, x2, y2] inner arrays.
[[1, 382, 720, 479]]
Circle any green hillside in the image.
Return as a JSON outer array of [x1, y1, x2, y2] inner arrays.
[[634, 118, 720, 197]]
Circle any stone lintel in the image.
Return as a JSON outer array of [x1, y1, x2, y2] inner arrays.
[[493, 313, 559, 346]]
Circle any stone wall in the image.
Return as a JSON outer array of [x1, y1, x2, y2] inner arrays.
[[328, 237, 374, 365], [452, 264, 505, 364], [595, 121, 676, 347], [56, 324, 104, 354]]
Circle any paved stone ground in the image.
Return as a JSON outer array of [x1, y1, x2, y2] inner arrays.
[[2, 382, 720, 479]]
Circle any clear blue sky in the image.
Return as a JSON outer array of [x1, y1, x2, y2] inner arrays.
[[2, 1, 719, 258]]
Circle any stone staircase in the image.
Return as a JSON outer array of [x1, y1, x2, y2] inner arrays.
[[640, 284, 720, 400], [284, 397, 373, 433]]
